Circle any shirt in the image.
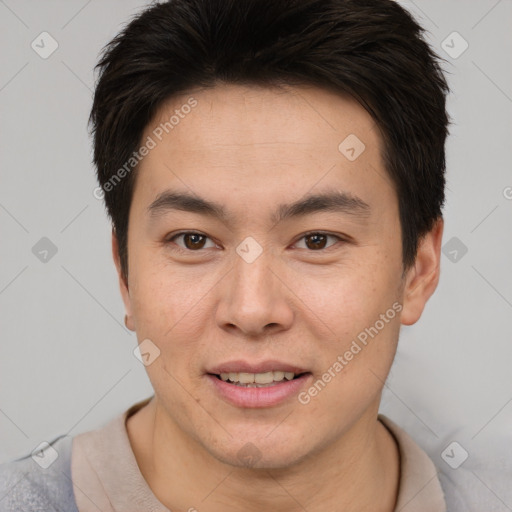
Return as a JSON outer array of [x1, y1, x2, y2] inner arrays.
[[0, 396, 488, 511]]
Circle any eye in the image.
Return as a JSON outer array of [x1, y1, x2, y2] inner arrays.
[[294, 232, 344, 251], [166, 230, 346, 253], [167, 231, 217, 251]]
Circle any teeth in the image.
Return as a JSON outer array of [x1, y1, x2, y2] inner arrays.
[[273, 371, 285, 381], [218, 370, 298, 384], [255, 371, 274, 384], [238, 372, 255, 384]]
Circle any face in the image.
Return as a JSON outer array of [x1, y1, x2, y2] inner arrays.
[[115, 83, 436, 469]]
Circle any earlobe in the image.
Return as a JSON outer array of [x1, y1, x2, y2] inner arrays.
[[400, 218, 444, 326], [112, 229, 135, 331]]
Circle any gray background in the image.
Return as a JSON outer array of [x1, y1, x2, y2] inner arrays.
[[1, 0, 511, 506]]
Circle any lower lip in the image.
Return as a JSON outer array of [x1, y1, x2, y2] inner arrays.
[[206, 373, 312, 408]]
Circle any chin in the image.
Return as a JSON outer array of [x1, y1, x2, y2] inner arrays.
[[202, 432, 313, 470], [215, 448, 307, 470]]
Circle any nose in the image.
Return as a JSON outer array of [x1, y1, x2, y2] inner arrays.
[[215, 243, 294, 339]]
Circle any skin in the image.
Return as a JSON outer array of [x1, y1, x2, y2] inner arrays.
[[113, 83, 444, 511]]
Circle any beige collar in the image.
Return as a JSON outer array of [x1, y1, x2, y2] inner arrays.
[[379, 414, 446, 511]]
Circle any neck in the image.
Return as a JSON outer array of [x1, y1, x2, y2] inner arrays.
[[126, 398, 400, 512]]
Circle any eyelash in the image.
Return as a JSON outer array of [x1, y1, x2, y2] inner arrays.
[[165, 231, 347, 254]]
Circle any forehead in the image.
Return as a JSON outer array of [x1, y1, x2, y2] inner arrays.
[[148, 83, 380, 152], [132, 83, 394, 219]]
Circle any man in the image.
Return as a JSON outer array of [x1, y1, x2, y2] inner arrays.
[[1, 0, 471, 510]]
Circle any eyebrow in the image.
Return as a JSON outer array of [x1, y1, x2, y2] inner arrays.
[[147, 189, 371, 226]]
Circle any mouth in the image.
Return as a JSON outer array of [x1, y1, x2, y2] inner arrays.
[[209, 370, 309, 388], [205, 363, 313, 408]]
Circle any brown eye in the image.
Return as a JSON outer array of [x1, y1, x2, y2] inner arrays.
[[183, 233, 206, 250], [295, 232, 342, 251], [305, 233, 327, 250], [168, 232, 216, 251]]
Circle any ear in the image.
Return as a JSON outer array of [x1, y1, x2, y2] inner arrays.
[[112, 229, 135, 331], [400, 218, 444, 326]]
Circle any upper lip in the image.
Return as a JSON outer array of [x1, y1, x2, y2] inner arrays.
[[207, 360, 309, 375]]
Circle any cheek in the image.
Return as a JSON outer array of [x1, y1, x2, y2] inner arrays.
[[297, 255, 400, 340], [130, 247, 196, 321], [127, 253, 172, 329], [301, 313, 401, 429], [128, 253, 214, 369], [295, 251, 402, 395]]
